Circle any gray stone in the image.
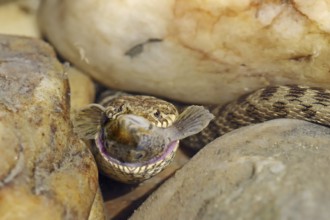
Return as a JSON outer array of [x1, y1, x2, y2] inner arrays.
[[130, 119, 330, 220]]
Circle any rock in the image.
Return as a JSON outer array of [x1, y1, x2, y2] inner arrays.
[[68, 66, 96, 112], [0, 1, 40, 37], [66, 68, 105, 220], [17, 0, 41, 12], [88, 188, 106, 220], [130, 119, 330, 220], [39, 0, 330, 104], [0, 34, 104, 220]]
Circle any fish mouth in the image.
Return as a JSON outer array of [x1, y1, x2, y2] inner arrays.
[[95, 131, 179, 167]]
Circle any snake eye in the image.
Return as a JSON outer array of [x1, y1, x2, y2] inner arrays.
[[154, 110, 161, 118], [117, 104, 130, 114], [117, 104, 124, 112], [107, 104, 127, 119]]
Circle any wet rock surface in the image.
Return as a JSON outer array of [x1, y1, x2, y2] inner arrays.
[[130, 119, 330, 220]]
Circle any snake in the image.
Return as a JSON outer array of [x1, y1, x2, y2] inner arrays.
[[73, 85, 330, 183]]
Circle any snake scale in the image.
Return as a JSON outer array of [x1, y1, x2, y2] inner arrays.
[[74, 85, 330, 183]]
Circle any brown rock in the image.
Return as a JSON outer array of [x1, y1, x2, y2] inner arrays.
[[0, 34, 103, 220], [130, 119, 330, 220]]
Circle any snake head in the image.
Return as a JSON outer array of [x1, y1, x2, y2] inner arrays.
[[74, 101, 214, 183], [103, 106, 214, 163]]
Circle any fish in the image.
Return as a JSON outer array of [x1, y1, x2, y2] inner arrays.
[[105, 106, 214, 162]]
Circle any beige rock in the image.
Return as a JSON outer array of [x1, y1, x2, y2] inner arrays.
[[17, 0, 40, 12], [67, 66, 95, 112], [88, 188, 106, 220], [0, 35, 103, 220], [0, 1, 40, 37], [39, 0, 330, 105], [130, 119, 330, 220], [66, 62, 105, 220]]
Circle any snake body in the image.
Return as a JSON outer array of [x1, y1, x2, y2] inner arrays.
[[74, 85, 330, 183], [183, 85, 330, 150]]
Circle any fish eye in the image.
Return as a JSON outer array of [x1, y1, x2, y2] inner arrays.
[[134, 151, 146, 160], [117, 104, 124, 112]]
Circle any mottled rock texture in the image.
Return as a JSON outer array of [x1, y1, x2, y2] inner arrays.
[[130, 119, 330, 220], [0, 34, 104, 220], [39, 0, 330, 104]]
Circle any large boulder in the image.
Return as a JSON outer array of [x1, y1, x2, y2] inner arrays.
[[130, 119, 330, 220], [0, 34, 103, 220], [39, 0, 330, 104]]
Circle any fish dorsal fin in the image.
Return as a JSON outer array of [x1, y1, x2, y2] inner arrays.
[[73, 104, 105, 139], [170, 106, 214, 140]]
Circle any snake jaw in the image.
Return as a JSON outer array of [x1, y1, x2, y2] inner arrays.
[[91, 106, 213, 183], [93, 131, 179, 183], [74, 93, 213, 183]]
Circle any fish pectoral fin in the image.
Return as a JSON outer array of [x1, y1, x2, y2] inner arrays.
[[171, 105, 214, 140], [73, 104, 105, 139]]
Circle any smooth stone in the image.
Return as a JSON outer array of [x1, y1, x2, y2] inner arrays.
[[130, 119, 330, 220], [39, 1, 330, 105], [68, 66, 96, 113], [0, 1, 40, 37]]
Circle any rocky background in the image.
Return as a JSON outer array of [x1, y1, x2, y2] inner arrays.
[[131, 119, 330, 220], [39, 0, 330, 105], [0, 35, 102, 219], [1, 0, 330, 219]]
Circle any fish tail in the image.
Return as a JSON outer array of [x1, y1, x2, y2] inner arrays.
[[73, 104, 105, 139], [172, 106, 214, 140]]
